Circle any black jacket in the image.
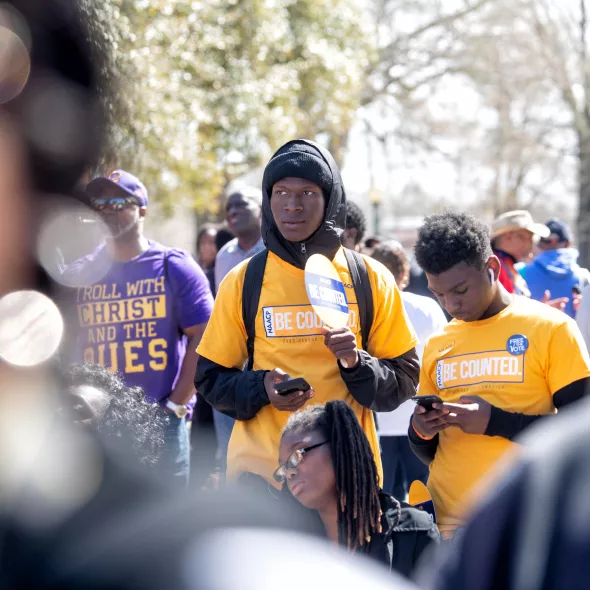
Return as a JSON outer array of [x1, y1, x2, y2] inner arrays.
[[0, 429, 345, 590], [278, 488, 440, 580], [195, 139, 419, 420], [366, 492, 441, 579]]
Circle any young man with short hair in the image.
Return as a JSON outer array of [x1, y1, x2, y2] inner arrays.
[[195, 139, 419, 487], [214, 187, 265, 292], [66, 170, 214, 485], [409, 212, 590, 538]]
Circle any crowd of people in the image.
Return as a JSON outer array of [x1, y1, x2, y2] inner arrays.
[[3, 1, 590, 589], [56, 139, 590, 580]]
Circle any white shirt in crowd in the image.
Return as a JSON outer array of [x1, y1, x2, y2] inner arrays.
[[377, 291, 448, 437]]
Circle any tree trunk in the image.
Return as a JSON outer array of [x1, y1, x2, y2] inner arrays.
[[579, 0, 590, 267], [504, 187, 519, 212], [578, 129, 590, 267]]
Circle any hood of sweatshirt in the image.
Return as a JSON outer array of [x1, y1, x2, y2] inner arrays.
[[532, 248, 581, 280], [260, 139, 346, 269]]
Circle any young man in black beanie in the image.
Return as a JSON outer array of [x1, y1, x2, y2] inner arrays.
[[195, 139, 419, 488]]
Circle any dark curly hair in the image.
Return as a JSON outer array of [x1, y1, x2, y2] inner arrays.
[[345, 201, 367, 246], [282, 401, 382, 552], [415, 212, 492, 275], [63, 364, 167, 466], [371, 241, 410, 286]]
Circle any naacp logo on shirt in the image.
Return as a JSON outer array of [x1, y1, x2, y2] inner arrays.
[[435, 347, 526, 390], [262, 304, 358, 338]]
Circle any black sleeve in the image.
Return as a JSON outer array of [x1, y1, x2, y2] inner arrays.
[[194, 356, 269, 421], [408, 418, 439, 465], [484, 377, 590, 441], [338, 348, 420, 412]]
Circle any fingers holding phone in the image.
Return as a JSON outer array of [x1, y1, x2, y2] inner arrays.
[[441, 395, 492, 434], [411, 395, 449, 438], [264, 369, 314, 412]]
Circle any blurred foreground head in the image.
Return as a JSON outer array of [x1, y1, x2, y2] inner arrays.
[[0, 0, 102, 296], [421, 395, 590, 590], [0, 0, 105, 492]]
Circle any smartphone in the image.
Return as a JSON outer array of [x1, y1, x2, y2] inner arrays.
[[411, 395, 443, 412], [275, 377, 311, 396]]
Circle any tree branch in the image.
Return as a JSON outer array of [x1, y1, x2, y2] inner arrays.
[[378, 0, 492, 61]]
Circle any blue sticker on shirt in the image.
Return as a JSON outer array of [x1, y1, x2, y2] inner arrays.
[[507, 334, 529, 355]]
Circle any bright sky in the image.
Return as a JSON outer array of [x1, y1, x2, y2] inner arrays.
[[341, 0, 581, 235]]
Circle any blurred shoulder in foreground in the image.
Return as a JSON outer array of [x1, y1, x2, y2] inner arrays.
[[0, 419, 419, 590], [421, 393, 590, 590]]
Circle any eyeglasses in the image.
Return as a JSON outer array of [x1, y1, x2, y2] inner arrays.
[[273, 441, 329, 484], [91, 196, 140, 211]]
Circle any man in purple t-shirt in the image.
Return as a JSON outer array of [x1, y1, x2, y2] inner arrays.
[[66, 170, 213, 485]]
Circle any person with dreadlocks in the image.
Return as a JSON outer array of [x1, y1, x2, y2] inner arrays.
[[276, 400, 440, 578]]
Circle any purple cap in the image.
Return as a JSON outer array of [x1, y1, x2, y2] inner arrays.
[[86, 169, 148, 207]]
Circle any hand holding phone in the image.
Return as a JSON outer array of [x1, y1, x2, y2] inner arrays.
[[411, 395, 449, 439], [411, 395, 443, 412], [275, 378, 311, 396], [264, 369, 314, 412]]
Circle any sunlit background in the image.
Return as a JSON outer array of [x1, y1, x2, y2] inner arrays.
[[0, 3, 585, 586], [79, 0, 590, 265]]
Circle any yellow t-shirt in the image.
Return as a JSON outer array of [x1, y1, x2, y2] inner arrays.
[[197, 248, 418, 484], [420, 296, 590, 535]]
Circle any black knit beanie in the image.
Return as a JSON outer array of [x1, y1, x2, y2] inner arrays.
[[263, 142, 333, 199]]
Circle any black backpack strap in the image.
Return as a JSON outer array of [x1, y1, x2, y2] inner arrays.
[[242, 249, 269, 370], [343, 248, 374, 351]]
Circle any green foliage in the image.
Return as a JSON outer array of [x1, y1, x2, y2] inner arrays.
[[81, 0, 372, 216]]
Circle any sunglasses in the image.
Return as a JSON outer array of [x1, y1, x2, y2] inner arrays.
[[273, 441, 329, 484], [91, 196, 140, 211]]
